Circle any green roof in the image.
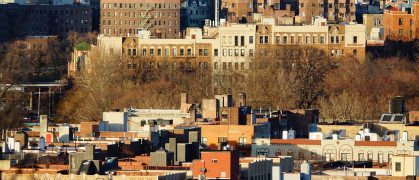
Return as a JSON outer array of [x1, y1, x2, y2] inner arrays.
[[74, 42, 89, 50]]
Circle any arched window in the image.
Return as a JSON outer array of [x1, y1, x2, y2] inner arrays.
[[287, 149, 293, 156], [275, 149, 281, 156]]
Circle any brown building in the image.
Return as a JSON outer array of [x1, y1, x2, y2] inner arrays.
[[0, 4, 93, 42], [383, 2, 419, 41], [100, 0, 181, 38]]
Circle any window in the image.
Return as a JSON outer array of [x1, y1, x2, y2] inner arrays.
[[162, 48, 168, 56], [180, 48, 184, 56], [214, 62, 218, 70], [291, 36, 295, 44], [172, 48, 177, 56], [399, 29, 403, 36], [276, 50, 280, 56], [336, 36, 339, 43], [235, 36, 239, 46], [204, 49, 208, 56], [212, 159, 217, 163], [172, 62, 176, 69], [201, 137, 207, 145], [241, 36, 245, 46], [223, 62, 227, 69], [180, 62, 184, 70], [214, 49, 218, 56], [249, 36, 254, 44], [395, 162, 401, 172], [353, 50, 357, 57], [223, 49, 227, 56], [218, 137, 227, 143], [367, 152, 373, 161], [229, 49, 233, 56], [187, 62, 192, 70], [150, 49, 154, 56], [378, 152, 383, 163], [410, 19, 413, 26], [298, 36, 302, 44], [276, 36, 280, 44], [249, 49, 254, 56], [301, 3, 304, 7], [287, 150, 293, 156], [325, 153, 335, 161], [353, 36, 357, 43], [283, 36, 287, 44], [305, 36, 310, 44], [157, 48, 161, 56], [264, 36, 269, 44], [320, 36, 324, 44], [248, 3, 252, 8], [276, 150, 282, 156], [331, 36, 334, 43], [241, 49, 245, 56], [341, 153, 351, 161], [399, 18, 403, 25], [187, 48, 192, 56], [313, 36, 317, 44], [199, 49, 203, 56], [259, 36, 264, 43], [235, 49, 239, 56], [239, 137, 246, 146], [358, 153, 364, 161]]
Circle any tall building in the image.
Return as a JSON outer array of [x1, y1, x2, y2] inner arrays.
[[0, 4, 93, 41], [99, 0, 181, 38]]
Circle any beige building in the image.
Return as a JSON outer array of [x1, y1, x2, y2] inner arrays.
[[363, 14, 384, 40], [252, 135, 418, 163], [392, 155, 419, 176]]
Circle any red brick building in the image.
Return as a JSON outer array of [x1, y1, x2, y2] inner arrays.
[[384, 2, 419, 41], [192, 151, 240, 180], [100, 0, 181, 38]]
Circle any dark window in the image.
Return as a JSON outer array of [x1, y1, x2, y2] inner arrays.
[[214, 49, 218, 56], [241, 36, 245, 46], [395, 162, 401, 171], [235, 36, 239, 46]]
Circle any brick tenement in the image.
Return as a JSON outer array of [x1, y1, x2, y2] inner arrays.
[[100, 0, 181, 38]]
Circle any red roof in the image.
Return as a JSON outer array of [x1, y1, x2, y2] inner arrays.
[[270, 139, 321, 145], [355, 141, 397, 147]]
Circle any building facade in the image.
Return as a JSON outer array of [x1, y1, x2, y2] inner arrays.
[[383, 2, 419, 41], [0, 4, 93, 41], [99, 0, 181, 38]]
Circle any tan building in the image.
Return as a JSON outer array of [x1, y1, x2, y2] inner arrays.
[[252, 137, 418, 163], [100, 0, 181, 38], [392, 155, 419, 176], [363, 14, 384, 40]]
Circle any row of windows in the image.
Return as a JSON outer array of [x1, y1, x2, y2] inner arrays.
[[222, 36, 254, 45], [102, 19, 177, 26], [126, 61, 207, 70], [102, 11, 178, 18], [139, 48, 208, 57], [213, 62, 246, 70], [102, 28, 178, 35], [201, 137, 247, 146], [274, 35, 325, 44], [398, 18, 414, 26], [102, 3, 178, 9], [14, 9, 89, 16], [273, 150, 398, 163]]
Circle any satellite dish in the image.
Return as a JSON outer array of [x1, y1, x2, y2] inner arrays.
[[200, 168, 206, 172]]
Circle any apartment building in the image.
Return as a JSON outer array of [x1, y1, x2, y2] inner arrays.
[[252, 137, 417, 163], [99, 0, 181, 38], [0, 4, 93, 41], [383, 2, 419, 41]]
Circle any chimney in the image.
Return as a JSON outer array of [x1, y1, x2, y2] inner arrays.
[[181, 93, 188, 104]]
